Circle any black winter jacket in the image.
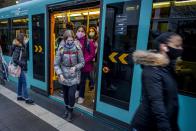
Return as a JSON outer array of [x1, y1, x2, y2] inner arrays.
[[12, 40, 28, 71], [131, 51, 179, 131]]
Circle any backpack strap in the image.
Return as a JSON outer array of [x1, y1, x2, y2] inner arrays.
[[74, 41, 82, 51]]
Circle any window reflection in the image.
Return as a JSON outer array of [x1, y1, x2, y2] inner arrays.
[[149, 0, 196, 96], [0, 20, 9, 55], [100, 1, 140, 110]]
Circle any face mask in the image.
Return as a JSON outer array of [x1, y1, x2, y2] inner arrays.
[[167, 46, 183, 60], [66, 41, 73, 46], [89, 32, 95, 38], [76, 32, 85, 39]]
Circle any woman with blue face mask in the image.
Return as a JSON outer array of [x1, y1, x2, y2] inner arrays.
[[54, 30, 84, 122], [131, 32, 183, 131]]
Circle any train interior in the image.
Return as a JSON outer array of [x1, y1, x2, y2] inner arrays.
[[49, 5, 100, 111]]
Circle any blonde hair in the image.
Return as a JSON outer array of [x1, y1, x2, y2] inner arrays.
[[63, 30, 75, 40]]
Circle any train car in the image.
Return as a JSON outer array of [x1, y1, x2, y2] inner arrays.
[[0, 0, 196, 130]]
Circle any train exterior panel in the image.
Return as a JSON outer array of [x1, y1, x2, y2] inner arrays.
[[0, 0, 196, 130]]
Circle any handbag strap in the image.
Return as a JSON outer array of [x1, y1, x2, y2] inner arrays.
[[10, 47, 22, 64], [18, 49, 22, 61]]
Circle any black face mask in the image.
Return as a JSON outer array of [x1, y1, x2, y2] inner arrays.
[[167, 46, 183, 60]]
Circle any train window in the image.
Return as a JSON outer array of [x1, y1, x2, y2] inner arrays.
[[54, 8, 99, 37], [100, 1, 140, 110], [32, 14, 45, 82], [11, 17, 29, 40], [12, 18, 28, 27], [0, 19, 10, 55], [148, 0, 196, 96]]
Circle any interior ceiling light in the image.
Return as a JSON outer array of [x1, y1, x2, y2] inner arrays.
[[69, 13, 82, 17], [0, 21, 8, 24], [175, 0, 196, 6], [153, 0, 196, 9], [153, 2, 171, 9], [83, 11, 100, 15], [16, 0, 19, 4]]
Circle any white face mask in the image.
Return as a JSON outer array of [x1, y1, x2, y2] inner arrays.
[[24, 38, 29, 44]]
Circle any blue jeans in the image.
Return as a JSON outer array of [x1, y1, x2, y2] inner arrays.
[[17, 71, 29, 99]]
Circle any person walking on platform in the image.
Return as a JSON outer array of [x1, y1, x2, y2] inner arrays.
[[131, 32, 183, 131], [54, 30, 84, 122], [12, 33, 34, 104]]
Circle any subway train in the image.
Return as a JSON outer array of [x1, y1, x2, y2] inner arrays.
[[0, 0, 196, 130]]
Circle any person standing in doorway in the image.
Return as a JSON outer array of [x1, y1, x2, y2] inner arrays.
[[88, 27, 98, 91], [75, 25, 96, 104], [54, 30, 84, 122], [12, 33, 34, 104], [131, 32, 183, 131]]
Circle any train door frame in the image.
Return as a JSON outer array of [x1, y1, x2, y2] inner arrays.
[[94, 0, 153, 125], [46, 0, 100, 113]]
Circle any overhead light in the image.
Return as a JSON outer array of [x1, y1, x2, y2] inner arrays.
[[82, 11, 100, 15], [126, 6, 136, 11], [16, 0, 19, 4], [153, 2, 171, 9], [175, 0, 196, 6], [56, 16, 63, 18], [69, 13, 82, 17], [0, 21, 8, 24], [89, 11, 100, 15]]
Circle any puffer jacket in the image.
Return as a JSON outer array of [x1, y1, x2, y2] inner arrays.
[[78, 37, 95, 72], [12, 39, 28, 71], [54, 40, 85, 86], [131, 50, 179, 131]]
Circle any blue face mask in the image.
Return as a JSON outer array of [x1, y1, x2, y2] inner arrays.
[[66, 41, 73, 46], [65, 41, 74, 49]]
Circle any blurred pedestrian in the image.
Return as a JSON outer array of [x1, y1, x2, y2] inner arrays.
[[131, 32, 183, 131]]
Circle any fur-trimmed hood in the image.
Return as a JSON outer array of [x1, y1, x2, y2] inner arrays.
[[132, 50, 169, 67], [12, 39, 22, 46]]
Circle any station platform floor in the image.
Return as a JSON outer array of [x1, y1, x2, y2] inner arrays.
[[0, 82, 121, 131]]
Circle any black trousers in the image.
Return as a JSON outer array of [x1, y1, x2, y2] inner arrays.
[[79, 72, 90, 98], [62, 85, 77, 111]]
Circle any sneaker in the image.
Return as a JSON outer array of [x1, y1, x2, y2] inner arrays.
[[75, 91, 79, 98], [25, 99, 34, 104], [77, 97, 84, 104], [17, 97, 25, 101]]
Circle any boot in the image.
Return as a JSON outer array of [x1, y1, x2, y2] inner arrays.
[[63, 106, 69, 118], [66, 108, 73, 122]]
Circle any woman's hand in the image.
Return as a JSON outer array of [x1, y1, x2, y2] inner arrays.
[[59, 74, 65, 82], [103, 66, 110, 73], [70, 67, 76, 74]]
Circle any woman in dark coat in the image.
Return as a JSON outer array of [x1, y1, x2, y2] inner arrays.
[[131, 32, 183, 131], [12, 33, 34, 104]]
